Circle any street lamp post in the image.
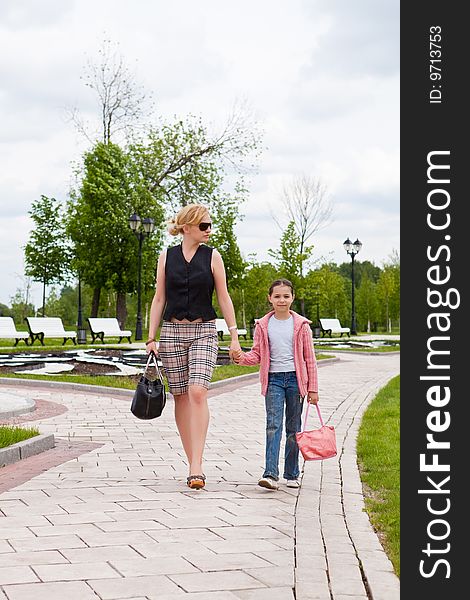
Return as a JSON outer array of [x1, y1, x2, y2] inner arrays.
[[343, 237, 362, 335], [129, 214, 155, 341], [77, 272, 87, 344]]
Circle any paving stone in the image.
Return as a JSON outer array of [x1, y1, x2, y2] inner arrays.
[[0, 550, 69, 566], [109, 555, 198, 576], [234, 588, 295, 599], [87, 574, 184, 598], [245, 565, 294, 588], [31, 561, 119, 581], [184, 552, 273, 571], [0, 540, 14, 553], [1, 581, 100, 600], [0, 566, 39, 585], [60, 544, 143, 563], [8, 534, 87, 552], [169, 570, 267, 593]]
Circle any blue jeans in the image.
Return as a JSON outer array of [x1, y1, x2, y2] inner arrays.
[[264, 371, 304, 481]]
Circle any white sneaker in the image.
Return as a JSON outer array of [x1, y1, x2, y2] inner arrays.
[[285, 479, 300, 488], [258, 476, 279, 490]]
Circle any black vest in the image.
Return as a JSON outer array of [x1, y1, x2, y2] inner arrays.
[[163, 244, 217, 321]]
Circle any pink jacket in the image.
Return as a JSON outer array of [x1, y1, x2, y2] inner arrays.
[[239, 310, 318, 397]]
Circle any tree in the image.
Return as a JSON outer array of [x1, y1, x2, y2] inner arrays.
[[240, 258, 278, 327], [377, 252, 400, 331], [314, 264, 348, 322], [271, 175, 332, 315], [24, 195, 71, 316], [68, 39, 152, 145], [356, 274, 379, 332], [274, 174, 332, 273], [338, 260, 381, 287], [377, 266, 397, 332], [8, 289, 35, 324], [268, 221, 314, 314], [67, 142, 164, 325], [209, 192, 247, 289], [128, 109, 261, 212]]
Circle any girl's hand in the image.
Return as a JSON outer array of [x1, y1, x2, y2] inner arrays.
[[307, 391, 319, 404], [146, 340, 158, 356], [232, 349, 243, 363]]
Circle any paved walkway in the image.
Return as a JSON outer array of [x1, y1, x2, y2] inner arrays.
[[0, 353, 399, 600]]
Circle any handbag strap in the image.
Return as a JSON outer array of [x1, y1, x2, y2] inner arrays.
[[302, 401, 324, 432], [143, 351, 164, 384]]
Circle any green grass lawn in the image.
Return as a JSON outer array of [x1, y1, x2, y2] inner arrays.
[[0, 425, 40, 449], [357, 374, 400, 577]]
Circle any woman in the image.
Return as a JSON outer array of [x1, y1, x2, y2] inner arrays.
[[146, 203, 242, 489]]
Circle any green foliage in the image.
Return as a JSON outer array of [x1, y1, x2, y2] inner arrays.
[[356, 274, 380, 332], [338, 260, 381, 286], [239, 259, 278, 325], [129, 119, 223, 211], [66, 142, 165, 320], [310, 264, 348, 322], [24, 195, 71, 312], [209, 192, 247, 288], [0, 303, 11, 317], [377, 264, 400, 332]]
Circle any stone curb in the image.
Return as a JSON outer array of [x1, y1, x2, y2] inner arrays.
[[0, 397, 36, 419], [0, 433, 55, 467]]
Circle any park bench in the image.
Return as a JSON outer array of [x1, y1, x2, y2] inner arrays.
[[25, 317, 77, 346], [215, 318, 248, 341], [0, 317, 30, 346], [87, 318, 132, 344], [319, 318, 351, 338]]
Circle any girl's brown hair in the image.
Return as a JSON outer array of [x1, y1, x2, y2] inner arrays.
[[167, 204, 209, 236], [268, 278, 295, 296]]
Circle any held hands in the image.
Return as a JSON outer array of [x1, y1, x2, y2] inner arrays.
[[231, 349, 244, 364], [307, 391, 319, 405], [229, 340, 243, 363]]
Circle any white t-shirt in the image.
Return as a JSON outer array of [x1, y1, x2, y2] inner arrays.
[[267, 315, 295, 373]]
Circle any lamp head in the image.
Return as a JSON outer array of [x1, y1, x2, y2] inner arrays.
[[128, 213, 141, 232]]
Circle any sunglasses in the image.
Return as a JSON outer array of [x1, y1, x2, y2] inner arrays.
[[198, 222, 212, 231]]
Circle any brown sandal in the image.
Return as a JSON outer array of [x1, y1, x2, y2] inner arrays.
[[187, 474, 206, 489]]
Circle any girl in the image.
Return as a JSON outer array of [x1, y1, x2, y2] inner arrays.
[[146, 204, 241, 489], [234, 278, 319, 490]]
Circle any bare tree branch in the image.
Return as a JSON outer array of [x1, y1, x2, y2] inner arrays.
[[68, 38, 154, 145]]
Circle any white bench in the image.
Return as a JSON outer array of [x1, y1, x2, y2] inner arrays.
[[319, 318, 350, 338], [87, 318, 132, 344], [25, 317, 77, 346], [0, 317, 30, 346], [215, 318, 247, 341]]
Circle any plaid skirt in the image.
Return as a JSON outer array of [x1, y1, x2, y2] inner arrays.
[[158, 321, 218, 396]]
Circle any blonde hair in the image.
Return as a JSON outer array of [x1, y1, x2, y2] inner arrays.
[[167, 204, 209, 236]]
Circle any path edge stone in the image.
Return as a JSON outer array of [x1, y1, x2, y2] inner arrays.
[[0, 433, 55, 467]]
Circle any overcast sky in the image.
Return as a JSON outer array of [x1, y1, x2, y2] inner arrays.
[[0, 0, 399, 309]]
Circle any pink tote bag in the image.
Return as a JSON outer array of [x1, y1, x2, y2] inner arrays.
[[296, 403, 337, 461]]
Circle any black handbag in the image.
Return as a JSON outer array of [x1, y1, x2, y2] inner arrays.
[[130, 351, 166, 419]]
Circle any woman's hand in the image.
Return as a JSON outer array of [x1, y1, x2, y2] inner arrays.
[[307, 391, 319, 404], [146, 340, 158, 356]]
